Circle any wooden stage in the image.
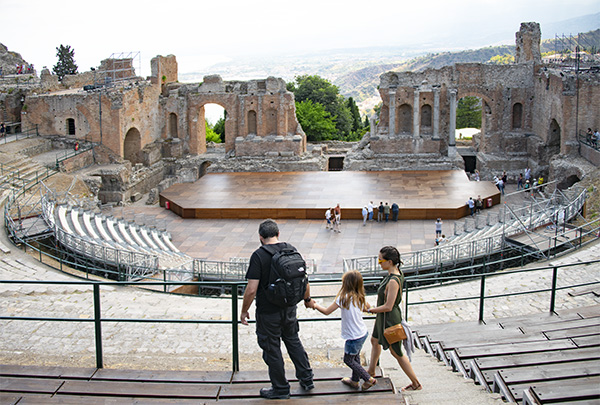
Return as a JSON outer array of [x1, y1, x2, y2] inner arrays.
[[159, 171, 501, 220]]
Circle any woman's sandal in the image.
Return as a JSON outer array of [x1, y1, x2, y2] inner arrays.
[[401, 382, 423, 391], [341, 377, 359, 389], [361, 377, 377, 391]]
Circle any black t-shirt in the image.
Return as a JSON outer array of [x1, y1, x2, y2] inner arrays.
[[246, 242, 293, 314]]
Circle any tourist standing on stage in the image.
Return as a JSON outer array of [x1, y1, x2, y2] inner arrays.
[[334, 204, 342, 232], [240, 219, 314, 399], [378, 202, 384, 222], [362, 206, 368, 226], [435, 218, 443, 238], [367, 246, 421, 392], [368, 201, 374, 221], [391, 202, 399, 221], [384, 203, 390, 222], [325, 208, 332, 230]]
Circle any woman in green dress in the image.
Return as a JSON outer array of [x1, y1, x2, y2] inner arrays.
[[366, 246, 422, 391]]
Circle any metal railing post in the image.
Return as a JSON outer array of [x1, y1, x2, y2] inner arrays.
[[232, 283, 240, 372], [93, 283, 104, 368], [478, 275, 486, 322], [549, 266, 558, 313]]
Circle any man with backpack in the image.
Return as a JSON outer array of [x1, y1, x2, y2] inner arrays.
[[240, 219, 314, 399]]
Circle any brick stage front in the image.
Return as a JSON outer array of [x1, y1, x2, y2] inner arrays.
[[159, 171, 501, 220]]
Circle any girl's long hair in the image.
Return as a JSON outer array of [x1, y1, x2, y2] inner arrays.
[[336, 270, 367, 311]]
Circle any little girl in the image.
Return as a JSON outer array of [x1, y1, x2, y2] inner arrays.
[[308, 270, 377, 390]]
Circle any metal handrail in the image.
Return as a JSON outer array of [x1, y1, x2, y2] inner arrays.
[[344, 186, 588, 275], [2, 256, 598, 372]]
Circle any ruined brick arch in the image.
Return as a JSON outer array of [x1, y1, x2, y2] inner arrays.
[[396, 104, 412, 134], [193, 101, 232, 152], [124, 127, 142, 164]]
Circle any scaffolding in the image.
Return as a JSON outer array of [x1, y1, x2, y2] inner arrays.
[[98, 52, 142, 85]]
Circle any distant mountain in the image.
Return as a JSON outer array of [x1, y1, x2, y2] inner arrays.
[[542, 12, 600, 39], [337, 28, 600, 115]]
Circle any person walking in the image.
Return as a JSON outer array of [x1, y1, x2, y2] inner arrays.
[[362, 206, 368, 226], [240, 219, 314, 399], [307, 271, 377, 391], [367, 246, 421, 391], [325, 208, 332, 230]]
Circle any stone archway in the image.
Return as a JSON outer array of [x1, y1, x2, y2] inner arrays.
[[548, 119, 561, 155], [168, 113, 178, 138], [124, 127, 142, 164]]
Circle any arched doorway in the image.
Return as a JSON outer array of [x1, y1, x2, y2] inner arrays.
[[247, 110, 257, 135], [168, 113, 178, 138], [548, 119, 561, 156], [124, 127, 142, 164], [202, 103, 226, 144], [512, 103, 523, 129], [66, 118, 76, 136]]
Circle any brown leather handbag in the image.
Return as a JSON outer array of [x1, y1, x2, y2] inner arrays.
[[384, 323, 407, 344]]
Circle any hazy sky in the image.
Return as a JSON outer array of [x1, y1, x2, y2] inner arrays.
[[2, 0, 598, 77]]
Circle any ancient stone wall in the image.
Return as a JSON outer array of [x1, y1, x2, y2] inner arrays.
[[160, 75, 306, 157], [150, 55, 178, 85]]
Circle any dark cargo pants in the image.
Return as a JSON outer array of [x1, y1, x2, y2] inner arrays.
[[255, 306, 313, 392]]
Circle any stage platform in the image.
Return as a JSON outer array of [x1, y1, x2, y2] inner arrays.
[[159, 171, 501, 220]]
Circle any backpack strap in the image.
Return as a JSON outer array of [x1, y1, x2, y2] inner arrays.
[[260, 242, 287, 256]]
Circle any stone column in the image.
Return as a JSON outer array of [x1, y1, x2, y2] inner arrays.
[[449, 89, 457, 147], [257, 95, 263, 136], [388, 88, 396, 136], [413, 88, 420, 137], [433, 87, 440, 139], [370, 116, 377, 136], [278, 94, 286, 136]]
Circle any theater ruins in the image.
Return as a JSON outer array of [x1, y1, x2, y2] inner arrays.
[[2, 22, 599, 205]]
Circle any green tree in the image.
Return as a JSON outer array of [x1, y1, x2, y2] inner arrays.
[[488, 54, 514, 65], [205, 121, 222, 143], [289, 75, 352, 138], [295, 100, 337, 142], [456, 96, 482, 129], [213, 117, 225, 142], [347, 97, 362, 133], [53, 44, 78, 81]]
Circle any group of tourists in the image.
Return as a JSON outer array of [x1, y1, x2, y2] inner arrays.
[[361, 201, 400, 225], [325, 204, 342, 233], [240, 219, 421, 399], [586, 128, 599, 148]]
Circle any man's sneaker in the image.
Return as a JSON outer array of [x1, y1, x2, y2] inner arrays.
[[259, 387, 290, 400], [299, 380, 315, 390]]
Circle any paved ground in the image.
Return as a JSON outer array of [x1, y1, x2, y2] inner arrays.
[[121, 183, 531, 274]]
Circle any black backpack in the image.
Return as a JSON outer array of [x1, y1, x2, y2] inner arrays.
[[261, 243, 308, 307]]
